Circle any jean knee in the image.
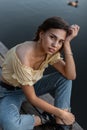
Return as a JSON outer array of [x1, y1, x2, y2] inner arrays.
[[2, 105, 22, 130], [62, 79, 72, 93], [61, 75, 72, 87], [54, 77, 72, 99], [3, 119, 22, 130], [2, 104, 34, 130], [65, 79, 72, 86], [2, 116, 34, 130], [55, 72, 72, 86]]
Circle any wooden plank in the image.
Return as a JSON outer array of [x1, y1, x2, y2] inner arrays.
[[0, 41, 8, 57], [0, 41, 8, 67], [0, 55, 4, 67], [34, 122, 84, 130], [72, 122, 84, 130]]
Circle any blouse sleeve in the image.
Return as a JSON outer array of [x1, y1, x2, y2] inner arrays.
[[49, 52, 63, 65], [12, 54, 34, 86]]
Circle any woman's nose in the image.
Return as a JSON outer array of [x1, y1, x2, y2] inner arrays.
[[52, 42, 58, 48]]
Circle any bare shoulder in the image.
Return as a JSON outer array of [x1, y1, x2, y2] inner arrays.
[[16, 41, 33, 65]]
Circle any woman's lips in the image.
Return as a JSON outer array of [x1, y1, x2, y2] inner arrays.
[[48, 48, 56, 53]]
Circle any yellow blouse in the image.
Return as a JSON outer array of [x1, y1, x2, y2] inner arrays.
[[2, 42, 62, 87]]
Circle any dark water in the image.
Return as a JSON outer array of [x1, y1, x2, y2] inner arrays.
[[0, 0, 87, 129]]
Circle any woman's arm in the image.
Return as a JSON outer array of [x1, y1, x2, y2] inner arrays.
[[53, 44, 76, 80], [53, 24, 80, 80], [22, 84, 75, 125]]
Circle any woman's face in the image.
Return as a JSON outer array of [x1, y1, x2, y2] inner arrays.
[[40, 28, 67, 55]]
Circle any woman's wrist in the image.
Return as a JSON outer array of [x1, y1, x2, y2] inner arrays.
[[55, 108, 64, 118], [64, 52, 73, 56], [63, 43, 73, 56], [64, 40, 71, 45]]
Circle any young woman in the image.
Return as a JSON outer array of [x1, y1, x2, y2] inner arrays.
[[0, 16, 80, 130]]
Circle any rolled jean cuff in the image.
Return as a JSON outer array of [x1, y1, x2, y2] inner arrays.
[[61, 107, 71, 112]]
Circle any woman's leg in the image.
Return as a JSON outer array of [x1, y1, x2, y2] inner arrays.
[[0, 87, 35, 130], [34, 71, 73, 130], [34, 71, 72, 111]]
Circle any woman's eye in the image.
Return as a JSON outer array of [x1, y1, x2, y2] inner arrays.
[[50, 35, 54, 39], [59, 40, 64, 45]]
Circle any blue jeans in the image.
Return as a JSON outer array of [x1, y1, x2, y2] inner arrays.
[[0, 72, 72, 130]]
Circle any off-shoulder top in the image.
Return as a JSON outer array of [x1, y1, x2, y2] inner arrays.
[[2, 42, 62, 87]]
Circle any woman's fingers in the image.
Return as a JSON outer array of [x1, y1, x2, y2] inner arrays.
[[62, 113, 75, 125], [70, 24, 80, 34], [59, 111, 75, 125]]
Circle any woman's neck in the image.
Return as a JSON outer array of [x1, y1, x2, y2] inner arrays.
[[32, 41, 46, 58]]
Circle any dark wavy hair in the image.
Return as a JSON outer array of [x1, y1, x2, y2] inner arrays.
[[33, 16, 70, 41]]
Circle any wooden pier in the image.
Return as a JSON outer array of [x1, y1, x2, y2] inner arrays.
[[0, 41, 84, 130]]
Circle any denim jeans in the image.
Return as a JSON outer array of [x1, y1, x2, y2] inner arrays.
[[0, 72, 72, 130]]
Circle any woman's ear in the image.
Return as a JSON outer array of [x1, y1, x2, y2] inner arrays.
[[39, 31, 44, 39]]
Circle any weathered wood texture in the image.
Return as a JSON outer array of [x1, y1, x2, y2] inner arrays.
[[0, 42, 84, 130], [0, 42, 8, 67]]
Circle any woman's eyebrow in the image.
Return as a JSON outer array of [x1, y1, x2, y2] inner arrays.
[[50, 32, 65, 41], [49, 32, 57, 39]]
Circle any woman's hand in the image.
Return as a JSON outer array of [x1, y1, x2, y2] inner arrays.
[[65, 24, 80, 43], [56, 110, 75, 125]]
